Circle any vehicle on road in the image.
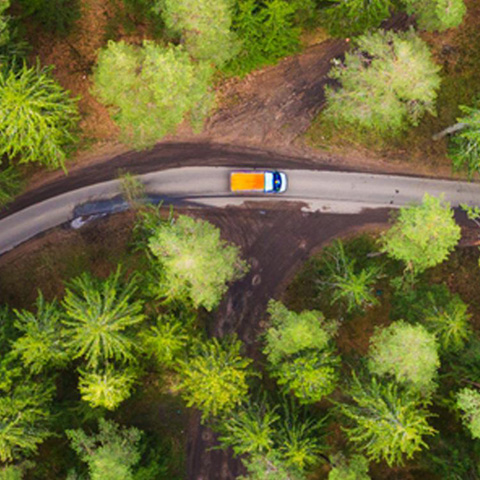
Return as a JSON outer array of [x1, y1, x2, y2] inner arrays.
[[230, 170, 287, 193]]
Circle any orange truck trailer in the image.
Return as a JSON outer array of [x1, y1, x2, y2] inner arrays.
[[230, 170, 287, 194]]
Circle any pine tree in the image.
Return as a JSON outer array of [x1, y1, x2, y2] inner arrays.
[[0, 62, 79, 170], [12, 292, 69, 373], [338, 375, 436, 466], [62, 268, 145, 369], [177, 336, 252, 418]]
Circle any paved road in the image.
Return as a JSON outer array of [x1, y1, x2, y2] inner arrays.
[[1, 166, 480, 256]]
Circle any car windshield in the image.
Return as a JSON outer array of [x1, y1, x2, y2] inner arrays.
[[273, 172, 282, 192]]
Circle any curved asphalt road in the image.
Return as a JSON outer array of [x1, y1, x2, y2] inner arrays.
[[1, 166, 480, 256]]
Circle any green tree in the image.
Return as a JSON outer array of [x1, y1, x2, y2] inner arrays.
[[0, 464, 29, 480], [0, 0, 9, 47], [11, 292, 69, 373], [392, 284, 472, 353], [67, 418, 142, 480], [0, 381, 52, 462], [62, 268, 145, 369], [219, 401, 279, 456], [0, 166, 22, 208], [0, 62, 79, 170], [324, 0, 393, 36], [318, 240, 381, 314], [338, 375, 436, 466], [140, 315, 189, 367], [177, 336, 252, 418], [18, 0, 80, 35], [263, 301, 340, 403], [381, 194, 461, 277], [220, 397, 325, 477], [93, 41, 214, 149], [456, 388, 480, 439], [403, 0, 466, 32], [225, 0, 300, 76], [157, 0, 239, 66], [277, 401, 325, 471], [148, 214, 248, 311], [421, 291, 472, 353], [328, 453, 370, 480], [78, 367, 136, 410], [368, 321, 439, 393], [240, 452, 306, 480], [449, 102, 480, 177], [324, 29, 441, 138]]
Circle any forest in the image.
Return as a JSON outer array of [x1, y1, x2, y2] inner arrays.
[[1, 0, 480, 479]]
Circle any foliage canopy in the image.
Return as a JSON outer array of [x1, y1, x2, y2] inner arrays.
[[67, 419, 142, 480], [93, 41, 214, 149], [403, 0, 466, 32], [177, 336, 252, 418], [381, 194, 461, 276], [456, 388, 480, 440], [224, 0, 301, 76], [148, 214, 248, 311], [157, 0, 239, 66], [317, 240, 381, 314], [62, 268, 145, 369], [328, 453, 370, 480], [324, 0, 393, 36], [449, 103, 480, 178], [338, 375, 436, 466], [368, 320, 440, 392], [0, 63, 79, 170], [0, 381, 52, 462], [263, 301, 340, 403], [325, 29, 441, 138], [78, 368, 136, 410], [12, 293, 69, 373]]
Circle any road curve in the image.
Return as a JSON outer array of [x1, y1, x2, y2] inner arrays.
[[1, 166, 480, 256]]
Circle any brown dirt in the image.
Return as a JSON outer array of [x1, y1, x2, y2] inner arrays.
[[22, 0, 119, 143]]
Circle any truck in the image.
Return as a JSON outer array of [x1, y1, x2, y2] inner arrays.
[[230, 170, 287, 194]]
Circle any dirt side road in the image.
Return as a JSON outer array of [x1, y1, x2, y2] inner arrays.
[[186, 204, 391, 480]]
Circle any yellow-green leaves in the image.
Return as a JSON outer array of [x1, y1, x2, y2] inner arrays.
[[92, 42, 214, 149], [177, 337, 253, 419], [381, 194, 461, 277], [325, 30, 441, 139], [0, 62, 79, 170]]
